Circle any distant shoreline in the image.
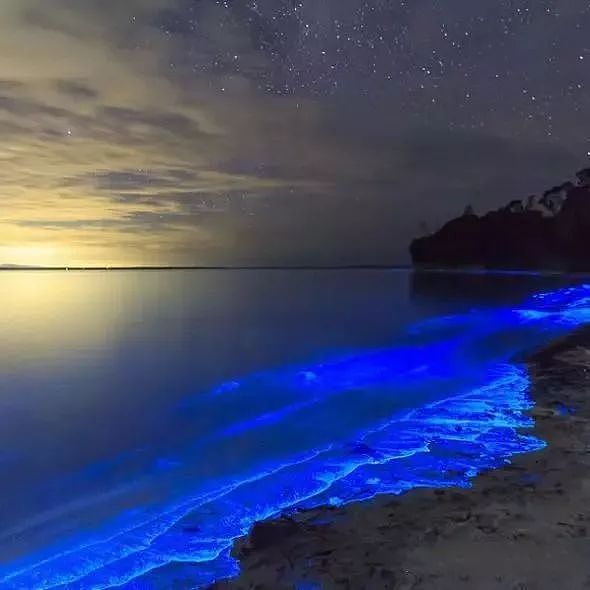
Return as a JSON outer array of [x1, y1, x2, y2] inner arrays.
[[2, 265, 590, 276], [0, 264, 412, 271]]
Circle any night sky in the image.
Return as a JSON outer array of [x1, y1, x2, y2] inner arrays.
[[0, 1, 589, 266]]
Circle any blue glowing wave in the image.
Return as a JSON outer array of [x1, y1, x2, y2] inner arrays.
[[2, 284, 590, 589]]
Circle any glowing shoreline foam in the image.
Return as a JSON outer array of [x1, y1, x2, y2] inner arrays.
[[1, 284, 590, 589]]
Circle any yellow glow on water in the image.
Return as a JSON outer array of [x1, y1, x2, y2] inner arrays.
[[0, 272, 134, 367], [0, 270, 204, 370]]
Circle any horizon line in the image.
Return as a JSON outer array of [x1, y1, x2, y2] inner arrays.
[[0, 264, 411, 271]]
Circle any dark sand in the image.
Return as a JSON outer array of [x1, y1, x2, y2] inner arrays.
[[214, 330, 590, 590]]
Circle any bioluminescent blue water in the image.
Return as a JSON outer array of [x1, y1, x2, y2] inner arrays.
[[0, 271, 589, 589]]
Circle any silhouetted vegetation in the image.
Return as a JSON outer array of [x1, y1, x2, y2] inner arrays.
[[411, 167, 590, 271]]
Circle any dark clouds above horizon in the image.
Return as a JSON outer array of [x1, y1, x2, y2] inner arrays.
[[0, 0, 588, 266]]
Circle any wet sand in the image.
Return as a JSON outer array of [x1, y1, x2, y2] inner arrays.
[[214, 330, 590, 590]]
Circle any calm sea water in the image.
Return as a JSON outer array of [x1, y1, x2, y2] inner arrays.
[[0, 269, 588, 589]]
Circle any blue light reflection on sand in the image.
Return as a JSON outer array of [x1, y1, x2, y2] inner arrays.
[[2, 284, 590, 589]]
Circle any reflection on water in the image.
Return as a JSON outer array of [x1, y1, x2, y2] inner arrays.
[[0, 271, 131, 367], [0, 270, 587, 589]]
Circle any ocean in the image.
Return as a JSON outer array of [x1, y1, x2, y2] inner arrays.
[[0, 269, 588, 589]]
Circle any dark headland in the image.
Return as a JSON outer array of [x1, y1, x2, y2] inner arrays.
[[411, 167, 590, 271]]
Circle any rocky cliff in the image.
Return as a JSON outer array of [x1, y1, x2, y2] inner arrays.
[[411, 167, 590, 271]]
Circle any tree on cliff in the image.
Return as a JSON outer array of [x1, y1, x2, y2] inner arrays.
[[576, 167, 590, 187], [410, 165, 590, 271], [506, 199, 524, 213]]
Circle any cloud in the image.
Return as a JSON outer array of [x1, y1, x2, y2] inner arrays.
[[54, 80, 99, 100], [0, 0, 320, 264], [0, 0, 586, 266]]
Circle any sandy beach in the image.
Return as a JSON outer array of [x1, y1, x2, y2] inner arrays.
[[214, 329, 590, 590]]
